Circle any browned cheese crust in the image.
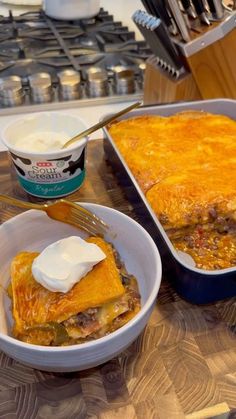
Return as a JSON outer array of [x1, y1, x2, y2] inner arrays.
[[108, 111, 236, 269]]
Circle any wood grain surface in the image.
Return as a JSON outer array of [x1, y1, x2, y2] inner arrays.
[[0, 140, 235, 419], [187, 27, 236, 100], [144, 58, 202, 105]]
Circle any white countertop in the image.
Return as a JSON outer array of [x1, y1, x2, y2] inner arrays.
[[0, 0, 144, 151]]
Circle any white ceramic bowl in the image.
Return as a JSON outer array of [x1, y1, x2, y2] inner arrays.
[[0, 203, 162, 372]]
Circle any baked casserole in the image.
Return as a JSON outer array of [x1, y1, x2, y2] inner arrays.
[[108, 111, 236, 270], [9, 237, 141, 346]]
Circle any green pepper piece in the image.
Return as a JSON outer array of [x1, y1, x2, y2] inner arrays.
[[26, 322, 69, 346]]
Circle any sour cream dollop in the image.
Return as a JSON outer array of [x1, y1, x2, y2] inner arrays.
[[32, 236, 106, 293]]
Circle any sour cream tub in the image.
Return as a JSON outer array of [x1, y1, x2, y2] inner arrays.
[[2, 112, 88, 199]]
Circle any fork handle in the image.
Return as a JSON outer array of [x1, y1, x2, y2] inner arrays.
[[0, 194, 43, 210], [62, 101, 142, 148]]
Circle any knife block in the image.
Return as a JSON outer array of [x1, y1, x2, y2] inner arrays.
[[143, 17, 236, 105], [144, 56, 202, 104], [186, 25, 236, 98]]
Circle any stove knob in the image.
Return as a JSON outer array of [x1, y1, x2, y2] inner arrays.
[[86, 67, 109, 98], [113, 66, 135, 95], [28, 72, 53, 104], [58, 70, 82, 101], [0, 76, 24, 107]]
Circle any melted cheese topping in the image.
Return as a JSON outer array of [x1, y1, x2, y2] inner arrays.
[[109, 111, 236, 270], [109, 111, 236, 229]]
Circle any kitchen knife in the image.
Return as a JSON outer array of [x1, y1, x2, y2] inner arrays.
[[202, 0, 210, 11], [166, 0, 191, 42], [150, 0, 178, 34], [141, 0, 156, 15], [191, 0, 211, 24], [150, 18, 183, 68], [132, 10, 184, 71], [206, 0, 224, 18], [180, 0, 197, 18]]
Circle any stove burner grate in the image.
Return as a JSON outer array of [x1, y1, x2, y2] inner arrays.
[[0, 8, 150, 107]]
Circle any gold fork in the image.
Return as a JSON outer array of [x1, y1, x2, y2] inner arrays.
[[0, 195, 108, 236]]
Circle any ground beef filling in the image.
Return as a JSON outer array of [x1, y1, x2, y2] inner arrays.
[[60, 248, 141, 345], [171, 221, 236, 270]]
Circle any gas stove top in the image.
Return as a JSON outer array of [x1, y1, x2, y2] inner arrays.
[[0, 8, 150, 108]]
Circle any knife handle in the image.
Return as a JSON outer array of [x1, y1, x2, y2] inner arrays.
[[192, 0, 204, 14], [207, 0, 224, 17], [181, 0, 191, 9], [191, 0, 211, 23], [180, 0, 197, 16], [151, 0, 172, 26], [153, 0, 179, 34], [167, 0, 191, 42], [141, 0, 156, 15]]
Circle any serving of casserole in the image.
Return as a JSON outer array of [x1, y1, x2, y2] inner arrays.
[[9, 237, 141, 346], [108, 110, 236, 271]]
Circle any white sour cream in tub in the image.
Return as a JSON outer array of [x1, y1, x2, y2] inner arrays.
[[14, 131, 70, 152]]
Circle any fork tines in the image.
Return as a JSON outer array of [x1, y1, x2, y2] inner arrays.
[[69, 204, 108, 237]]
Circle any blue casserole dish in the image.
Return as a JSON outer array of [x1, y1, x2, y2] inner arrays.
[[102, 99, 236, 304]]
